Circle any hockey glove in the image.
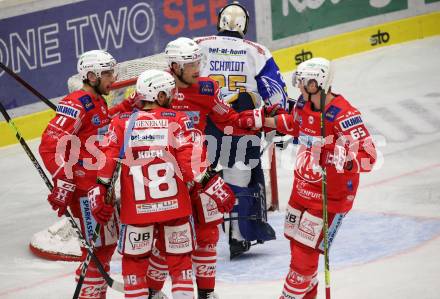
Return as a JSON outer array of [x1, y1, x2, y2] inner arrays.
[[320, 145, 353, 172], [201, 174, 236, 213], [235, 108, 264, 130], [88, 184, 114, 225], [48, 177, 76, 217], [127, 91, 145, 109], [264, 103, 288, 117]]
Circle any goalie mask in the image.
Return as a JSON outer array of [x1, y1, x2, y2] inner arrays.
[[217, 1, 250, 37], [292, 57, 333, 94], [136, 69, 177, 106]]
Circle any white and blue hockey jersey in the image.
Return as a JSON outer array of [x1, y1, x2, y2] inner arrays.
[[194, 34, 288, 108]]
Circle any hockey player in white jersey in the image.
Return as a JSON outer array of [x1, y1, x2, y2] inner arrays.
[[194, 1, 288, 259]]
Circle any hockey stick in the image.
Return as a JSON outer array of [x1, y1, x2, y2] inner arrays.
[[0, 101, 123, 292], [73, 110, 139, 298], [0, 62, 57, 111], [223, 215, 262, 221], [320, 90, 331, 299]]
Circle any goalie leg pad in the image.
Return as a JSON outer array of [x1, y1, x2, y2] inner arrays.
[[229, 184, 276, 242], [118, 224, 154, 257]]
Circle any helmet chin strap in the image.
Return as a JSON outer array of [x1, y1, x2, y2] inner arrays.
[[306, 86, 320, 101], [173, 66, 192, 86], [89, 78, 103, 96]]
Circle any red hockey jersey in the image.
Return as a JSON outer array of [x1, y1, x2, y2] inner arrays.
[[275, 94, 376, 213], [39, 90, 131, 190], [97, 107, 204, 224], [169, 77, 254, 161]]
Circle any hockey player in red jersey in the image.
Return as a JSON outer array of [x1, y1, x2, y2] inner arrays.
[[39, 50, 137, 299], [263, 57, 377, 299], [89, 69, 235, 299], [145, 37, 264, 299]]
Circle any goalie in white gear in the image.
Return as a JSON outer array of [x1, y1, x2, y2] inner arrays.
[[194, 1, 287, 259]]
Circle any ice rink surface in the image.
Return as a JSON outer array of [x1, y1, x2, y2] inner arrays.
[[1, 36, 440, 298]]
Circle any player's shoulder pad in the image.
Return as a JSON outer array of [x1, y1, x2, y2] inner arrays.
[[56, 92, 87, 118], [197, 77, 216, 96], [326, 94, 357, 122], [56, 100, 81, 120], [193, 35, 217, 44], [243, 39, 268, 56], [325, 105, 342, 122], [331, 95, 364, 131], [70, 90, 95, 112]]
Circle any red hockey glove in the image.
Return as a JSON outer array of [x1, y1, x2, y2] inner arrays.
[[320, 146, 353, 172], [236, 108, 264, 129], [48, 177, 76, 217], [264, 103, 288, 117], [201, 174, 236, 213], [88, 185, 114, 225], [127, 91, 145, 109]]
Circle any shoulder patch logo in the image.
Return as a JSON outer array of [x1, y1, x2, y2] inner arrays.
[[184, 119, 194, 130], [325, 105, 342, 122], [79, 95, 95, 111], [339, 115, 363, 131], [56, 104, 80, 119], [91, 114, 101, 126], [199, 81, 214, 95]]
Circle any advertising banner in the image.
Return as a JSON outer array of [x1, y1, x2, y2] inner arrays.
[[0, 0, 256, 109], [271, 0, 408, 40]]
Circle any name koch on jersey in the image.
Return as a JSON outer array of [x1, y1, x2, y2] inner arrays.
[[136, 150, 165, 159]]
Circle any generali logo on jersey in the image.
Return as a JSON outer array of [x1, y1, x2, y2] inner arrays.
[[134, 119, 169, 128]]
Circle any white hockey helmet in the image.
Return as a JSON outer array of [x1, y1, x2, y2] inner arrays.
[[217, 1, 249, 37], [77, 50, 117, 81], [164, 37, 203, 69], [292, 57, 333, 93], [136, 69, 176, 102]]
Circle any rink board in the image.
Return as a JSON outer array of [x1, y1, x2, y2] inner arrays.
[[1, 11, 440, 147]]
